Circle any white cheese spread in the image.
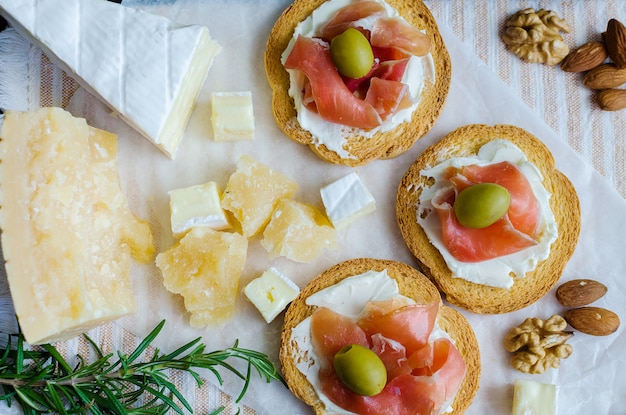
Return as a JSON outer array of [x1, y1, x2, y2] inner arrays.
[[290, 270, 453, 415], [281, 0, 436, 159], [417, 140, 558, 289]]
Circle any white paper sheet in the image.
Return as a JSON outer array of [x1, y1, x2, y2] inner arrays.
[[63, 0, 626, 413]]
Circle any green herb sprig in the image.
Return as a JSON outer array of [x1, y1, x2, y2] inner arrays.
[[0, 320, 285, 414]]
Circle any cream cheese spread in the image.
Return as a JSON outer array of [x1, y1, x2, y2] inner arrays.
[[290, 270, 453, 415], [417, 140, 558, 289], [281, 0, 436, 159]]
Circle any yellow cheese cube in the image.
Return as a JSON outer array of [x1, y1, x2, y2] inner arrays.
[[0, 108, 154, 344], [168, 181, 231, 237], [261, 198, 337, 262], [210, 91, 254, 141], [512, 379, 557, 415], [244, 268, 300, 323], [155, 227, 247, 327], [222, 155, 298, 237]]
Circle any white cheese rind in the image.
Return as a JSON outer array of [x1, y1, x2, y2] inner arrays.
[[320, 171, 376, 229], [0, 0, 221, 158], [244, 268, 300, 323]]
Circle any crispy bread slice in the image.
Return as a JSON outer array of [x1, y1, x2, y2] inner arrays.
[[280, 258, 480, 414], [396, 124, 581, 314], [265, 0, 451, 166]]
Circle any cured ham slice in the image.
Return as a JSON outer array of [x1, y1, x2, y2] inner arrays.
[[432, 161, 541, 263], [284, 36, 382, 129], [371, 17, 432, 56], [310, 298, 466, 414], [364, 77, 412, 121], [319, 0, 386, 40]]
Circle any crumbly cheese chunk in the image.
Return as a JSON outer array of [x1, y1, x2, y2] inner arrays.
[[211, 92, 255, 141], [0, 107, 154, 344], [261, 198, 337, 263], [244, 268, 300, 323], [512, 379, 557, 415], [168, 181, 231, 237], [320, 171, 376, 229], [155, 227, 247, 327], [0, 0, 221, 158], [222, 155, 298, 237]]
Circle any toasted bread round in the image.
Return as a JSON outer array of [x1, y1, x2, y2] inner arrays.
[[396, 124, 581, 314], [280, 258, 480, 415], [265, 0, 451, 166]]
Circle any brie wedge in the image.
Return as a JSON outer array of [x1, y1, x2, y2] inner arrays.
[[0, 0, 221, 158]]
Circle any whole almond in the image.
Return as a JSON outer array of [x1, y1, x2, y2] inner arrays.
[[605, 18, 626, 68], [561, 41, 608, 72], [583, 63, 626, 89], [556, 279, 607, 307], [564, 307, 620, 336], [596, 89, 626, 111]]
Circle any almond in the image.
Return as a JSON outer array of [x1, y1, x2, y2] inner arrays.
[[583, 63, 626, 89], [564, 307, 620, 336], [605, 18, 626, 68], [596, 89, 626, 111], [556, 279, 607, 307], [561, 41, 608, 72]]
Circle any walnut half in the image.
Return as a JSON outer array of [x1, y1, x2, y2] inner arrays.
[[504, 315, 574, 374], [502, 8, 571, 65]]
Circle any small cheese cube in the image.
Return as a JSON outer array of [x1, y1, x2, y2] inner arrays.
[[320, 171, 376, 229], [222, 155, 298, 237], [261, 198, 337, 263], [211, 91, 254, 141], [512, 379, 557, 415], [244, 268, 300, 323], [156, 227, 247, 327], [168, 181, 230, 237]]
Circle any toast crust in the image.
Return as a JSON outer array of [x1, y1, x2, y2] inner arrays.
[[265, 0, 451, 166], [396, 124, 581, 314], [280, 258, 480, 414]]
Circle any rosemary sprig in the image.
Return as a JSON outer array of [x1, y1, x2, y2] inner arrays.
[[0, 320, 286, 414]]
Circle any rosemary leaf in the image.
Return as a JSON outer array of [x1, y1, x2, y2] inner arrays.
[[0, 320, 285, 414]]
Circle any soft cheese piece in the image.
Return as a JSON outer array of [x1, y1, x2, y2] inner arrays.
[[512, 379, 556, 415], [244, 268, 300, 323], [156, 227, 248, 327], [0, 0, 221, 158], [168, 181, 231, 237], [211, 91, 255, 141], [320, 171, 376, 229], [0, 108, 154, 345]]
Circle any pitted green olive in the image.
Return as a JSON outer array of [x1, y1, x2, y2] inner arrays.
[[333, 344, 387, 396], [454, 183, 511, 228], [330, 28, 374, 79]]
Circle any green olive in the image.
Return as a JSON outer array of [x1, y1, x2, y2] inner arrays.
[[333, 344, 387, 396], [454, 183, 511, 228], [330, 28, 374, 79]]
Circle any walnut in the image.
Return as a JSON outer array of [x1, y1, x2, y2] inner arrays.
[[504, 315, 574, 374], [502, 8, 572, 65]]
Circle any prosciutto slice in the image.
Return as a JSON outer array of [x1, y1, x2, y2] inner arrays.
[[310, 298, 466, 414], [432, 161, 541, 263]]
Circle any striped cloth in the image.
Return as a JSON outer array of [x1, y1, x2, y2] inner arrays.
[[424, 0, 626, 198]]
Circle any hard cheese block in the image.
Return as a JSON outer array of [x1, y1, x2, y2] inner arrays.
[[0, 107, 154, 345], [0, 0, 221, 158]]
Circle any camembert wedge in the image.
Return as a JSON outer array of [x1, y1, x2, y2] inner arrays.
[[0, 107, 154, 345], [0, 0, 221, 158]]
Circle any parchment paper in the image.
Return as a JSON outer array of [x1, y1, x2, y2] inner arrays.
[[65, 0, 626, 413]]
